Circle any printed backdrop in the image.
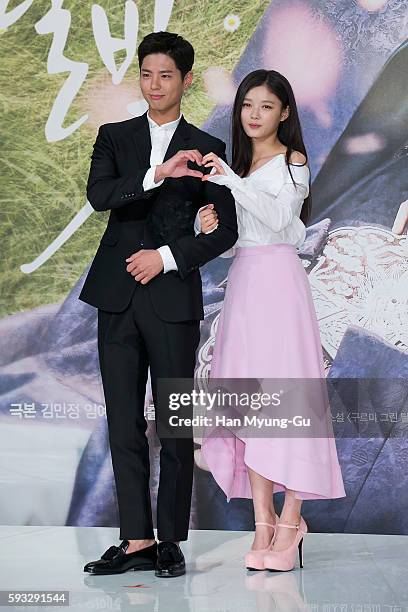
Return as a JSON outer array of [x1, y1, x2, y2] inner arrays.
[[1, 0, 408, 535]]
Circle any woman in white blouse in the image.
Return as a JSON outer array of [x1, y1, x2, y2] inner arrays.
[[199, 69, 346, 572]]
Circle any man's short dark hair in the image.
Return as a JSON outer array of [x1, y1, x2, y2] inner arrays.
[[138, 31, 194, 79]]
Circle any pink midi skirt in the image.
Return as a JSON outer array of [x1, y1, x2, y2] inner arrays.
[[201, 243, 346, 501]]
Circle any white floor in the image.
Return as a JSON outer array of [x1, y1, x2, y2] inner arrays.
[[0, 526, 407, 611]]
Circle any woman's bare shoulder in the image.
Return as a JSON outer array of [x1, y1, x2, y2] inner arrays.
[[289, 150, 307, 165]]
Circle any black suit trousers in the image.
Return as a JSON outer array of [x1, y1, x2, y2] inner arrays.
[[97, 280, 200, 541]]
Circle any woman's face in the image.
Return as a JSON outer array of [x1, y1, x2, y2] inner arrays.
[[240, 84, 289, 140]]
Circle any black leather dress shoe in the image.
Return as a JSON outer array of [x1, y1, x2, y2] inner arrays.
[[155, 541, 186, 577], [83, 540, 157, 575]]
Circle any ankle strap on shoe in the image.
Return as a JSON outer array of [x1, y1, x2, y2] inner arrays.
[[277, 522, 306, 534], [255, 521, 276, 528]]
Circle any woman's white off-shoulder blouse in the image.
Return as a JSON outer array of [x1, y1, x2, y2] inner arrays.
[[196, 153, 310, 258]]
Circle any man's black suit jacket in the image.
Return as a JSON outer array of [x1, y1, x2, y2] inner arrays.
[[78, 111, 238, 321]]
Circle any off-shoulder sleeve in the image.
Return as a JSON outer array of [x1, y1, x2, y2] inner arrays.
[[207, 159, 310, 233]]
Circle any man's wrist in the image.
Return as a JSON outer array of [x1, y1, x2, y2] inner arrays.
[[154, 165, 166, 183]]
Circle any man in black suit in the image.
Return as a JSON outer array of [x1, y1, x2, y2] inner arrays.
[[79, 32, 238, 577]]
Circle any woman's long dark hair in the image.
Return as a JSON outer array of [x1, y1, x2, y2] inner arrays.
[[231, 69, 311, 226]]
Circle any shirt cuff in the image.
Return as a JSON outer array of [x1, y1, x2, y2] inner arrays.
[[157, 245, 178, 273], [143, 166, 164, 191], [205, 158, 241, 190]]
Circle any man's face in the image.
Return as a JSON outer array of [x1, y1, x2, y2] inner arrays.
[[139, 53, 191, 113]]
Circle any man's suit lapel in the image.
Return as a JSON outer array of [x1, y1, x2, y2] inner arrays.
[[132, 111, 151, 167], [163, 115, 192, 162], [131, 111, 192, 167]]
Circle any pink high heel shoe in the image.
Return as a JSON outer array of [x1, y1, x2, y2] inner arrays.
[[263, 516, 308, 572], [245, 520, 278, 571]]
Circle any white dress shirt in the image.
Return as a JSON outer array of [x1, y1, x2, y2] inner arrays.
[[195, 154, 309, 257], [142, 111, 182, 273]]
